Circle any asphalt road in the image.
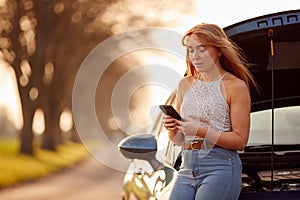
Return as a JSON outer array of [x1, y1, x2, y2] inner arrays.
[[0, 156, 125, 200]]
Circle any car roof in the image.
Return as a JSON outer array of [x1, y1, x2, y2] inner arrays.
[[224, 9, 300, 112]]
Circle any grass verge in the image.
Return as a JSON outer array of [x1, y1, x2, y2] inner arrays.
[[0, 138, 88, 188]]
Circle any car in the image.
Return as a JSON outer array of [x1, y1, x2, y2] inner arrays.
[[118, 9, 300, 200]]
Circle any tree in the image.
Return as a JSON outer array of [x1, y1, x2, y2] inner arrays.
[[0, 0, 193, 155]]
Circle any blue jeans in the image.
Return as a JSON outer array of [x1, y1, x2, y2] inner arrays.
[[169, 147, 242, 200]]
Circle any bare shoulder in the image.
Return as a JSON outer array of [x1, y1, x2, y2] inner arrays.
[[178, 76, 196, 89], [223, 73, 250, 104], [224, 73, 248, 91], [177, 76, 196, 102], [180, 76, 196, 84]]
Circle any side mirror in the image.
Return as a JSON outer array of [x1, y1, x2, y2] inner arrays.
[[118, 134, 164, 170]]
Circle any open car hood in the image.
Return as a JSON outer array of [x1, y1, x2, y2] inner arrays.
[[224, 9, 300, 112]]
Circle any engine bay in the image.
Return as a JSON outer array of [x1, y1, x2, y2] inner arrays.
[[240, 145, 300, 192]]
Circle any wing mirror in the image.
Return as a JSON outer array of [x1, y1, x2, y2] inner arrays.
[[118, 134, 164, 170]]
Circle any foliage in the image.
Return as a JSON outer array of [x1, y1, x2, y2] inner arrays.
[[0, 0, 194, 155], [0, 138, 88, 188]]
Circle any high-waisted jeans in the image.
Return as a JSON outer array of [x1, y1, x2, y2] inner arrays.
[[168, 147, 242, 200]]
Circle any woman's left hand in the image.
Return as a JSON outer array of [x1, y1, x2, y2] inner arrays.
[[178, 117, 199, 137]]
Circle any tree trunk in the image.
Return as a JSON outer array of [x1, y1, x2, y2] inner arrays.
[[19, 95, 35, 154], [32, 0, 60, 150], [40, 105, 61, 150], [70, 125, 81, 143], [7, 1, 36, 155]]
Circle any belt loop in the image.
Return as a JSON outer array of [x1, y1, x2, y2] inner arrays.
[[203, 139, 208, 151]]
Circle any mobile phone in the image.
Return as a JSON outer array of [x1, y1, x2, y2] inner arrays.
[[159, 105, 182, 121]]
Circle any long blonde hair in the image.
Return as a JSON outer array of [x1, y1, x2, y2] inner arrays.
[[182, 23, 258, 90]]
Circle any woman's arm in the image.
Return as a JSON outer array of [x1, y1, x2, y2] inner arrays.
[[163, 77, 194, 146], [197, 79, 251, 150]]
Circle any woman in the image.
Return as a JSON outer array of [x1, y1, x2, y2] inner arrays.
[[163, 23, 258, 200]]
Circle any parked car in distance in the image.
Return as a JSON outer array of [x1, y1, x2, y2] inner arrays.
[[118, 9, 300, 200]]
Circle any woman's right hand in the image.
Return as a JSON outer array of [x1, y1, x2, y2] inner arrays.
[[163, 115, 185, 145], [163, 115, 180, 131]]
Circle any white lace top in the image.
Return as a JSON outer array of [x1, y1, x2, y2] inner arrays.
[[180, 73, 231, 140]]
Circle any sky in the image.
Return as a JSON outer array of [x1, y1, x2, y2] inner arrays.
[[0, 0, 299, 129]]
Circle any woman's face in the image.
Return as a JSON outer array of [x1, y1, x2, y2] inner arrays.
[[187, 34, 221, 73]]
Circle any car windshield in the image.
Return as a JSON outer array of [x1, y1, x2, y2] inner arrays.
[[248, 105, 300, 145]]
